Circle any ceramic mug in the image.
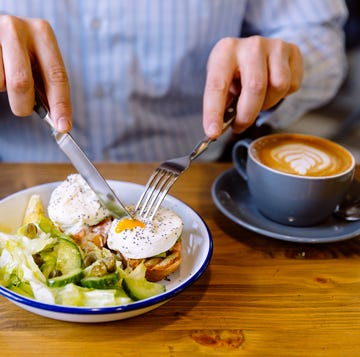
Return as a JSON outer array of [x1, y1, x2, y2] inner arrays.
[[232, 133, 355, 226]]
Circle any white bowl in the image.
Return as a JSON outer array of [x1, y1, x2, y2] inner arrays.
[[0, 180, 212, 323]]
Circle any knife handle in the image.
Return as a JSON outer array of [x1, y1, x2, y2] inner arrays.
[[33, 89, 55, 128], [33, 101, 47, 119]]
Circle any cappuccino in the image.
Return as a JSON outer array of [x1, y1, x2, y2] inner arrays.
[[251, 133, 353, 177], [232, 133, 355, 226]]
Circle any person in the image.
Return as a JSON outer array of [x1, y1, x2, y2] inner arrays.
[[0, 0, 348, 162]]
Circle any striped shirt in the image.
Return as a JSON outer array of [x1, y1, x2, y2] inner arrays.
[[0, 0, 348, 162]]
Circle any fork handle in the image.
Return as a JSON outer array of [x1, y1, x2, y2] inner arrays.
[[222, 94, 239, 131], [190, 95, 239, 161]]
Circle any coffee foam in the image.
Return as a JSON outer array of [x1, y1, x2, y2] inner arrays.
[[271, 143, 332, 175], [252, 134, 353, 177]]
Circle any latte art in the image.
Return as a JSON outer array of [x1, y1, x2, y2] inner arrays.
[[251, 134, 354, 177], [271, 143, 332, 175], [232, 133, 356, 226]]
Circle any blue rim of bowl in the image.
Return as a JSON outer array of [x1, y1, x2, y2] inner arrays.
[[0, 186, 213, 316]]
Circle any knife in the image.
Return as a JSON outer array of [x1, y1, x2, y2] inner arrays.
[[33, 90, 132, 219]]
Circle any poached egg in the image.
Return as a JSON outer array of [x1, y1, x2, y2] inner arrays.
[[48, 174, 110, 234], [107, 207, 183, 259]]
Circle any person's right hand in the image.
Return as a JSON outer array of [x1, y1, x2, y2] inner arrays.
[[0, 15, 72, 132]]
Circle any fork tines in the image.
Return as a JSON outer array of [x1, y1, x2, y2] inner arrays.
[[135, 168, 179, 219]]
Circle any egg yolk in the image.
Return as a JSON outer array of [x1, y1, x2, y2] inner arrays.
[[115, 218, 146, 233]]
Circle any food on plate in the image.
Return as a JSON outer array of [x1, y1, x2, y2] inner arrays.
[[48, 174, 183, 281], [23, 194, 45, 225], [0, 174, 183, 307], [48, 174, 110, 234], [107, 208, 182, 282]]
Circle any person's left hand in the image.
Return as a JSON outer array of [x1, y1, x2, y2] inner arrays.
[[202, 36, 304, 138]]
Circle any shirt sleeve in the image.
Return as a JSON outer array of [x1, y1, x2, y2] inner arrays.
[[243, 0, 349, 129]]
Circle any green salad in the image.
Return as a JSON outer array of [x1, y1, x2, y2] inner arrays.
[[0, 196, 165, 307]]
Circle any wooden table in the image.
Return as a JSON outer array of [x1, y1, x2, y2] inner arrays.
[[1, 162, 360, 357]]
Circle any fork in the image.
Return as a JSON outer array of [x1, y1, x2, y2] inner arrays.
[[135, 95, 239, 220]]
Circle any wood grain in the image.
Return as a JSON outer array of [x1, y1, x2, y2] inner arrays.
[[0, 163, 360, 356]]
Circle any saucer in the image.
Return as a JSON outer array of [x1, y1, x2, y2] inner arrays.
[[211, 168, 360, 243]]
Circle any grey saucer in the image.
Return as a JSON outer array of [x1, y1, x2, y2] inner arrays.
[[211, 168, 360, 243]]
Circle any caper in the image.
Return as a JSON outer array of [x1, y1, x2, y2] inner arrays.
[[83, 252, 98, 267], [48, 269, 62, 279], [22, 223, 38, 239], [32, 253, 44, 266], [88, 261, 107, 277], [102, 255, 116, 273]]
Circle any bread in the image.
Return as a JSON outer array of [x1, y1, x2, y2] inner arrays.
[[125, 240, 181, 282]]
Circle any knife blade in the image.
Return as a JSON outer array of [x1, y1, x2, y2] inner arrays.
[[33, 92, 131, 220]]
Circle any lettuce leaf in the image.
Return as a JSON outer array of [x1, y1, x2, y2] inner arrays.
[[0, 231, 56, 303]]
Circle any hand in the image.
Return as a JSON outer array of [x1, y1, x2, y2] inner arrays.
[[0, 15, 72, 132], [203, 36, 303, 138]]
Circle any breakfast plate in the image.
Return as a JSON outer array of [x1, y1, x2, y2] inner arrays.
[[212, 168, 360, 243], [0, 180, 212, 323]]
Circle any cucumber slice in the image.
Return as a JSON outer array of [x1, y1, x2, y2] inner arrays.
[[80, 272, 119, 289], [120, 262, 165, 301], [39, 237, 83, 289], [47, 268, 83, 287], [39, 252, 57, 278], [122, 275, 165, 301], [54, 238, 83, 273], [39, 237, 82, 279]]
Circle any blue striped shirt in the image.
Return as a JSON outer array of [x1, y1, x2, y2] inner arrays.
[[0, 0, 348, 162]]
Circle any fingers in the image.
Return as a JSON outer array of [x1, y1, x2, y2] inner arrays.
[[261, 40, 292, 110], [0, 15, 34, 116], [262, 40, 303, 110], [0, 15, 72, 132], [203, 38, 237, 139], [30, 19, 72, 132], [288, 44, 304, 94], [203, 36, 304, 137], [0, 46, 6, 92], [232, 37, 268, 133]]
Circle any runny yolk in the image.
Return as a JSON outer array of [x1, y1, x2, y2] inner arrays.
[[115, 218, 146, 233]]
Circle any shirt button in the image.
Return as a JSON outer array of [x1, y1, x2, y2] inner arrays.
[[93, 87, 105, 98], [111, 33, 121, 45], [90, 18, 102, 30]]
